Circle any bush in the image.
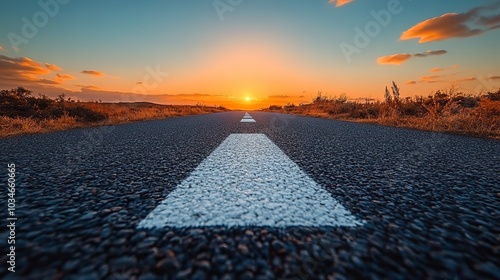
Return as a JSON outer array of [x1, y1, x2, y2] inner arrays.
[[264, 85, 500, 138], [485, 89, 500, 101], [65, 106, 107, 122], [269, 105, 283, 110], [0, 87, 107, 123]]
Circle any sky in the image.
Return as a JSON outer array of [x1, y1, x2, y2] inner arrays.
[[1, 0, 499, 109]]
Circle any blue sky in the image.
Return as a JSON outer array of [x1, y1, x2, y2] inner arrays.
[[1, 0, 499, 108]]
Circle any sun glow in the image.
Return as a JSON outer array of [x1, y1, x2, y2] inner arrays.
[[245, 96, 251, 102]]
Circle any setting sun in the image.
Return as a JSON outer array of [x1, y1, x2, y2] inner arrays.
[[245, 96, 251, 102]]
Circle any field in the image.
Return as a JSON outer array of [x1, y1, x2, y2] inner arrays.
[[263, 83, 500, 139], [0, 87, 228, 138]]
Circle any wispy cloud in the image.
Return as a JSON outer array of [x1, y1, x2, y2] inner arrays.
[[75, 88, 228, 104], [38, 79, 62, 85], [45, 63, 62, 71], [451, 77, 477, 83], [54, 73, 75, 83], [420, 75, 444, 82], [430, 67, 443, 73], [0, 55, 51, 83], [430, 65, 460, 73], [0, 45, 5, 52], [413, 50, 447, 57], [401, 4, 500, 43], [76, 84, 101, 90], [268, 95, 292, 99], [377, 53, 412, 65], [0, 55, 78, 88], [478, 14, 500, 27], [81, 70, 105, 77], [377, 50, 447, 65], [328, 0, 354, 8], [407, 72, 498, 85]]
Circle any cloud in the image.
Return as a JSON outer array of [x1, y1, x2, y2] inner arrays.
[[74, 88, 228, 104], [419, 75, 445, 83], [45, 63, 62, 71], [81, 70, 105, 77], [413, 50, 447, 57], [401, 4, 500, 43], [56, 73, 74, 79], [377, 50, 447, 65], [171, 93, 220, 98], [136, 82, 143, 85], [420, 75, 443, 81], [0, 45, 5, 52], [76, 84, 101, 90], [0, 55, 51, 84], [430, 65, 460, 73], [408, 71, 499, 86], [452, 77, 477, 83], [478, 14, 500, 27], [377, 53, 412, 65], [39, 78, 63, 85], [0, 55, 79, 88], [54, 73, 75, 83], [268, 95, 291, 99], [328, 0, 354, 7]]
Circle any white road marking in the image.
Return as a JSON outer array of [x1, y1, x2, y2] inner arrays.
[[240, 119, 256, 122], [138, 134, 364, 229], [240, 112, 256, 123]]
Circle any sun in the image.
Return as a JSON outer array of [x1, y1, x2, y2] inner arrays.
[[245, 96, 250, 102]]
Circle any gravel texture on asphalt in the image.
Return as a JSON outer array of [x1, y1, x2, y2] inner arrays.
[[0, 111, 499, 279]]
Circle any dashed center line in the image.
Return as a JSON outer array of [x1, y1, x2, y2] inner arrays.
[[138, 133, 364, 229], [240, 112, 256, 123]]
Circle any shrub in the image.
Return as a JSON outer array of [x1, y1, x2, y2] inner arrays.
[[264, 85, 500, 139], [65, 105, 107, 122]]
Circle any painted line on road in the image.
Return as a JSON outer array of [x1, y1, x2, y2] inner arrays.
[[138, 134, 364, 229], [240, 112, 256, 123]]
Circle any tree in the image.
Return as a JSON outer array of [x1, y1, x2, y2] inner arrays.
[[56, 93, 66, 103], [13, 86, 32, 98], [0, 87, 32, 98]]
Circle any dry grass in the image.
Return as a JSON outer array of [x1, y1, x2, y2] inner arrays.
[[80, 102, 223, 123], [0, 88, 228, 138], [0, 114, 79, 137], [0, 104, 227, 138], [378, 108, 499, 139], [264, 89, 500, 140]]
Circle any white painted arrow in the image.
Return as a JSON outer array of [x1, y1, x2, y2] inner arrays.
[[138, 134, 363, 229]]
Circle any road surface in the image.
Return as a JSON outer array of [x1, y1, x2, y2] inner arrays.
[[1, 111, 499, 279]]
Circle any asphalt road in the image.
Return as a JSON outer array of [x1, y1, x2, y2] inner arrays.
[[1, 111, 499, 279]]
